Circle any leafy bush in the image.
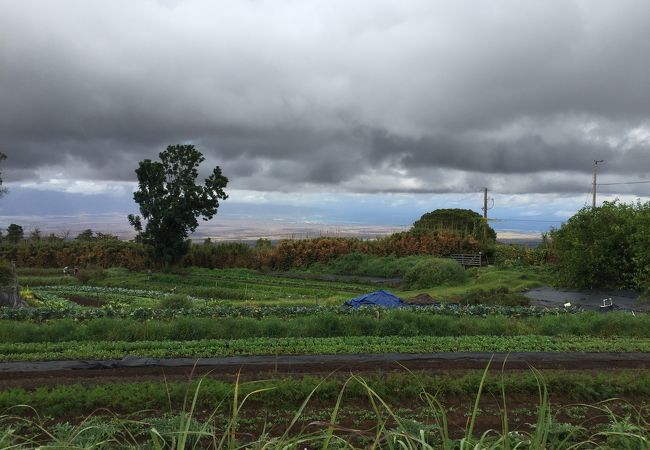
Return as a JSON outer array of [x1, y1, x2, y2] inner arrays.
[[322, 253, 427, 278], [353, 255, 425, 278], [550, 200, 650, 289], [495, 242, 552, 267], [326, 252, 367, 274], [158, 294, 193, 310], [404, 258, 468, 289]]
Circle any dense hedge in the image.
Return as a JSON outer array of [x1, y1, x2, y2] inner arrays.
[[261, 233, 480, 270], [0, 231, 480, 271], [404, 258, 468, 288], [0, 241, 147, 270]]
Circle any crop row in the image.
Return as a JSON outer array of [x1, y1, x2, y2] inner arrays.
[[1, 335, 648, 361], [180, 268, 371, 291], [1, 311, 649, 343], [2, 370, 650, 418], [32, 282, 353, 303], [1, 301, 583, 321]]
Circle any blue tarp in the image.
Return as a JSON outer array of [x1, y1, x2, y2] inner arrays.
[[345, 290, 404, 309]]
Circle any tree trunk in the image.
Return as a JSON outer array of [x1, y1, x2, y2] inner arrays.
[[0, 288, 29, 308]]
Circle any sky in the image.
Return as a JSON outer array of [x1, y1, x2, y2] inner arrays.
[[1, 0, 649, 238]]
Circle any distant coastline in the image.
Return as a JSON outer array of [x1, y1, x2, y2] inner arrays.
[[0, 212, 546, 244]]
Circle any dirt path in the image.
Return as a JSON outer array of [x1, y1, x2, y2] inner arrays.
[[2, 352, 650, 389]]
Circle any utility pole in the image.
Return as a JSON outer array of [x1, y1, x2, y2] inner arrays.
[[482, 188, 488, 219], [482, 188, 489, 242], [592, 160, 604, 208]]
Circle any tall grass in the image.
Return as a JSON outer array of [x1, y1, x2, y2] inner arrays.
[[1, 369, 648, 448]]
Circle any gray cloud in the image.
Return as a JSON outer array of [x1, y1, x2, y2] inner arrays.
[[1, 0, 649, 195]]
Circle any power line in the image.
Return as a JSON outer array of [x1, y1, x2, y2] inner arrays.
[[490, 218, 562, 223], [598, 180, 650, 186], [602, 154, 650, 161]]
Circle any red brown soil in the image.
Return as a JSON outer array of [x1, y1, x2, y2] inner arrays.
[[237, 395, 642, 442], [406, 293, 439, 305], [2, 354, 650, 389], [2, 356, 647, 442], [64, 295, 106, 307]]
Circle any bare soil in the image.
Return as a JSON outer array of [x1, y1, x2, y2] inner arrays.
[[406, 293, 439, 305], [64, 295, 106, 307], [234, 395, 645, 442]]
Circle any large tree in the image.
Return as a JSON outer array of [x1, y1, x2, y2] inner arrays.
[[128, 145, 228, 265], [550, 200, 650, 290], [411, 208, 496, 241], [5, 224, 24, 243]]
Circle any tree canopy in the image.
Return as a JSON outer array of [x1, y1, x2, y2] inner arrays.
[[128, 145, 228, 265], [75, 229, 95, 241], [411, 208, 496, 241], [551, 200, 650, 290], [5, 224, 24, 243]]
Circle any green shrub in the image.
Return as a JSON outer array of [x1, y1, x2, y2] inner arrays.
[[357, 255, 420, 278], [327, 252, 366, 274], [158, 294, 193, 310], [310, 253, 450, 279], [550, 200, 650, 289], [404, 258, 468, 289]]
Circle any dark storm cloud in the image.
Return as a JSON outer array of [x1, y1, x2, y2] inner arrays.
[[370, 130, 650, 175], [1, 0, 649, 195]]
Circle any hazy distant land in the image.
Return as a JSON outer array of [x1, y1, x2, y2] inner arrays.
[[0, 213, 543, 245]]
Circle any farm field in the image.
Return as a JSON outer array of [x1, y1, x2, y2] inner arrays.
[[16, 264, 553, 307], [1, 264, 649, 448]]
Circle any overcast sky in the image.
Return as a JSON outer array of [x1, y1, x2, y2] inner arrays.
[[1, 0, 649, 234]]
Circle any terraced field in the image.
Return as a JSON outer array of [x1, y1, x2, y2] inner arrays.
[[1, 265, 648, 448]]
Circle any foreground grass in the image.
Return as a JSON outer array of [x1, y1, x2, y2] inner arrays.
[[1, 371, 648, 449], [1, 335, 649, 361]]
